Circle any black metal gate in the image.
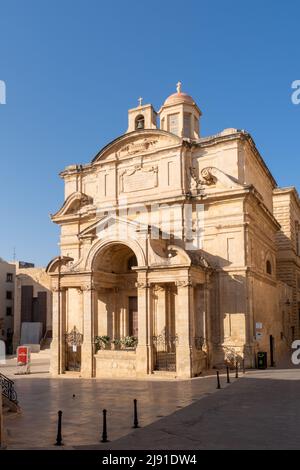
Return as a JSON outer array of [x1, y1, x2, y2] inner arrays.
[[152, 334, 178, 372], [65, 326, 83, 372]]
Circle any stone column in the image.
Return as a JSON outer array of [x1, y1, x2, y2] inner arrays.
[[136, 277, 150, 377], [81, 283, 95, 378], [175, 280, 194, 378], [50, 287, 60, 376], [154, 285, 166, 336], [114, 287, 119, 340], [204, 277, 213, 368]]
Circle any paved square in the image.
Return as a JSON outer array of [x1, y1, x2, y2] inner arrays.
[[1, 352, 235, 449]]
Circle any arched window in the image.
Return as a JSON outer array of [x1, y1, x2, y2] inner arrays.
[[127, 255, 138, 271], [135, 115, 145, 130], [266, 260, 272, 275]]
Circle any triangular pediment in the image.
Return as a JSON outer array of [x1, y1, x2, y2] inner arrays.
[[78, 215, 150, 240]]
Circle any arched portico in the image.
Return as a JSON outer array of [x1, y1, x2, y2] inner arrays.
[[48, 236, 211, 379], [89, 240, 152, 378]]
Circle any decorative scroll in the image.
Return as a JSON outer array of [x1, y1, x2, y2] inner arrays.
[[118, 139, 158, 158]]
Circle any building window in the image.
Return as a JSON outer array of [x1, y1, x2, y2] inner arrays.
[[266, 260, 272, 275], [6, 291, 12, 300], [168, 113, 179, 135], [135, 115, 145, 130], [183, 113, 191, 138], [6, 307, 12, 316], [6, 273, 13, 282]]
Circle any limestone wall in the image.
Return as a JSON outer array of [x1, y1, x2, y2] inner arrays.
[[95, 350, 136, 378]]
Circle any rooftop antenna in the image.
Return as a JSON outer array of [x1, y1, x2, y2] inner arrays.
[[13, 247, 16, 263]]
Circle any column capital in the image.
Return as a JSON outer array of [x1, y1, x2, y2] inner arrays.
[[135, 281, 150, 290], [81, 282, 96, 292], [175, 280, 193, 288], [52, 285, 67, 293]]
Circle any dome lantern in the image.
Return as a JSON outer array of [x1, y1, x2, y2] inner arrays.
[[159, 82, 202, 139]]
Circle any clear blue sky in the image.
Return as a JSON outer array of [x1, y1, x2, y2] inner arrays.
[[0, 0, 299, 266]]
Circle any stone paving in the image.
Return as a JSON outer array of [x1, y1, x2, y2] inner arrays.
[[4, 352, 299, 450], [91, 367, 300, 450], [1, 352, 237, 449]]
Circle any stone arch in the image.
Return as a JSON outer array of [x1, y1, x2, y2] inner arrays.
[[85, 236, 146, 272]]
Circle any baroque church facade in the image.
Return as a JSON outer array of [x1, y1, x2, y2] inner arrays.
[[47, 83, 300, 378]]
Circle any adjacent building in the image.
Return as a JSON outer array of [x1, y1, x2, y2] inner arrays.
[[47, 84, 299, 379], [0, 259, 52, 353], [13, 264, 52, 351], [0, 259, 15, 354]]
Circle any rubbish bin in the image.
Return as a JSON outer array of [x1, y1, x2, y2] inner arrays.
[[257, 352, 267, 369]]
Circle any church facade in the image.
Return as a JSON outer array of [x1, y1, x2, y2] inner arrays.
[[47, 84, 299, 378]]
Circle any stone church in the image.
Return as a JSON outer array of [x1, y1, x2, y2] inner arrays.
[[47, 83, 300, 378]]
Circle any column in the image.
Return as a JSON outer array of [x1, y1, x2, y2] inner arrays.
[[204, 277, 213, 368], [81, 283, 95, 378], [175, 280, 194, 378], [50, 287, 60, 376], [136, 275, 150, 376], [154, 285, 166, 336]]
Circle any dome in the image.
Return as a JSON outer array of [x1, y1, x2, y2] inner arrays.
[[164, 92, 195, 106], [163, 82, 196, 107]]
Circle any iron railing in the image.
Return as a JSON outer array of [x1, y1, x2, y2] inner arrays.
[[0, 372, 18, 404], [152, 334, 178, 372]]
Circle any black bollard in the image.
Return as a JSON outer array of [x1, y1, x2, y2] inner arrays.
[[226, 366, 230, 384], [242, 359, 245, 374], [133, 399, 140, 429], [235, 361, 239, 379], [101, 409, 109, 443], [55, 410, 63, 446], [216, 371, 221, 389]]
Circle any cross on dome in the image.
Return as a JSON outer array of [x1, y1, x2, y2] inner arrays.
[[138, 97, 143, 107]]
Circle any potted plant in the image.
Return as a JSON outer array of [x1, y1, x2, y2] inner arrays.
[[112, 338, 122, 350], [122, 336, 138, 350], [94, 335, 110, 351]]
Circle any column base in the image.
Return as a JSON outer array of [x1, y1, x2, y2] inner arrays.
[[81, 343, 94, 378], [135, 345, 149, 377], [176, 347, 192, 379]]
